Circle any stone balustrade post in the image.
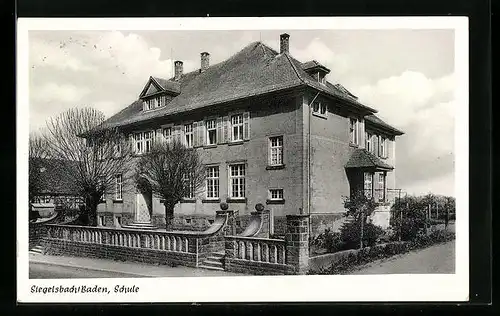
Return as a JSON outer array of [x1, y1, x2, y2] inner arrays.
[[285, 214, 310, 275]]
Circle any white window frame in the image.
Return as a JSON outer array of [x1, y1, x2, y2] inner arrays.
[[228, 163, 246, 199], [312, 101, 320, 113], [206, 119, 217, 145], [163, 126, 172, 144], [183, 173, 195, 199], [184, 123, 194, 148], [365, 132, 373, 152], [379, 137, 387, 158], [206, 166, 220, 199], [269, 188, 284, 201], [114, 174, 123, 201], [269, 136, 284, 166], [349, 118, 359, 145], [231, 114, 244, 142], [377, 172, 386, 202], [134, 130, 153, 155], [364, 172, 374, 199]]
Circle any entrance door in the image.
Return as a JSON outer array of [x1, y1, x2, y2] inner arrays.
[[135, 178, 153, 223]]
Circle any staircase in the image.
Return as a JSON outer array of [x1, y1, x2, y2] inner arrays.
[[199, 251, 225, 271], [121, 221, 157, 230], [29, 245, 44, 255]]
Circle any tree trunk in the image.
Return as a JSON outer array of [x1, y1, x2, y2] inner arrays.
[[164, 202, 175, 231], [83, 195, 99, 226]]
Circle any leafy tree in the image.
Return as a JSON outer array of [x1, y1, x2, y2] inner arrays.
[[134, 139, 205, 229], [342, 192, 382, 249], [44, 107, 132, 226], [390, 195, 428, 241]]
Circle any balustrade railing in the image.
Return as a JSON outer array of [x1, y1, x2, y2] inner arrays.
[[226, 236, 287, 265], [46, 224, 194, 254]]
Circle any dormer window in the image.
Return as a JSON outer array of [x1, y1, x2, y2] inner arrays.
[[143, 95, 167, 111]]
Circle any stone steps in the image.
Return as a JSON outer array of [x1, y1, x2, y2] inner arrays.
[[121, 222, 158, 230], [199, 252, 225, 271], [30, 245, 44, 254]]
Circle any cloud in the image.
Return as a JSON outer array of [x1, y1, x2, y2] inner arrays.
[[353, 71, 456, 196], [290, 38, 351, 81], [90, 31, 178, 81], [30, 38, 96, 72], [354, 71, 455, 126], [31, 82, 90, 103]]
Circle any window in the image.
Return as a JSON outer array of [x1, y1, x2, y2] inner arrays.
[[364, 172, 373, 199], [143, 96, 166, 111], [206, 119, 217, 145], [206, 166, 220, 199], [144, 131, 153, 153], [163, 127, 172, 143], [134, 133, 144, 154], [229, 164, 245, 198], [184, 124, 193, 148], [113, 141, 122, 158], [349, 118, 359, 145], [379, 137, 387, 158], [269, 136, 284, 166], [183, 174, 194, 199], [269, 189, 284, 200], [320, 102, 327, 115], [312, 101, 320, 113], [231, 114, 244, 142], [365, 132, 373, 152], [98, 215, 105, 226], [377, 173, 386, 202], [134, 131, 153, 154], [114, 174, 123, 200]]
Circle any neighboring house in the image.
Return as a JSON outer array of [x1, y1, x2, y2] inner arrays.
[[30, 158, 83, 215], [96, 33, 404, 235]]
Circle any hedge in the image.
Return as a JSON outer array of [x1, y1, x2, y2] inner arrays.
[[309, 229, 455, 275]]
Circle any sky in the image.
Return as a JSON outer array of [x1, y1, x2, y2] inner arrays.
[[28, 29, 456, 197]]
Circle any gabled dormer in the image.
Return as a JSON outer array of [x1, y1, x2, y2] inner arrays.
[[139, 74, 181, 112], [302, 60, 330, 84]]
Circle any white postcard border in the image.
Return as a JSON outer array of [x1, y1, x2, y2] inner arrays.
[[17, 16, 469, 303]]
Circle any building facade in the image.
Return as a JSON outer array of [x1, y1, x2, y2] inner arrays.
[[96, 33, 404, 236]]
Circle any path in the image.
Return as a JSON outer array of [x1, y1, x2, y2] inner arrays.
[[350, 240, 455, 274], [29, 253, 244, 279]]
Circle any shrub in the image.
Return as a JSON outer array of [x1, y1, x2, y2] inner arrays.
[[310, 228, 344, 253], [340, 220, 384, 250]]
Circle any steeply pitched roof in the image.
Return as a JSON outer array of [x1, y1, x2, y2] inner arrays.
[[31, 158, 80, 195], [345, 148, 394, 170], [365, 114, 404, 136], [101, 42, 378, 129]]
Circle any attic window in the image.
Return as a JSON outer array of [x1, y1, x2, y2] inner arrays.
[[143, 95, 166, 111]]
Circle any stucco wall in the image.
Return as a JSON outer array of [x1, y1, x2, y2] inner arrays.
[[97, 91, 305, 228], [303, 93, 353, 216]]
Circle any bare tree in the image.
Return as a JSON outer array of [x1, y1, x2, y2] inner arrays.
[[29, 131, 50, 221], [44, 107, 132, 226], [134, 140, 205, 229]]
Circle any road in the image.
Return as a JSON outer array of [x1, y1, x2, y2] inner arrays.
[[350, 240, 455, 274], [30, 262, 149, 279]]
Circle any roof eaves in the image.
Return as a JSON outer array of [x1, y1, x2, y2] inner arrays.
[[103, 82, 305, 129]]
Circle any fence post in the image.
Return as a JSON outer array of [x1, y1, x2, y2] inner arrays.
[[285, 214, 310, 275]]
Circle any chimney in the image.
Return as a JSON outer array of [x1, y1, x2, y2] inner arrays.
[[200, 52, 210, 72], [280, 33, 290, 54], [174, 60, 183, 80]]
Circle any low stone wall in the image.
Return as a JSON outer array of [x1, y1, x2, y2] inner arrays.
[[308, 241, 410, 273], [43, 238, 198, 267], [225, 258, 295, 275]]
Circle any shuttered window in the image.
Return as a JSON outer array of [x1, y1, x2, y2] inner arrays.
[[206, 119, 217, 145]]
